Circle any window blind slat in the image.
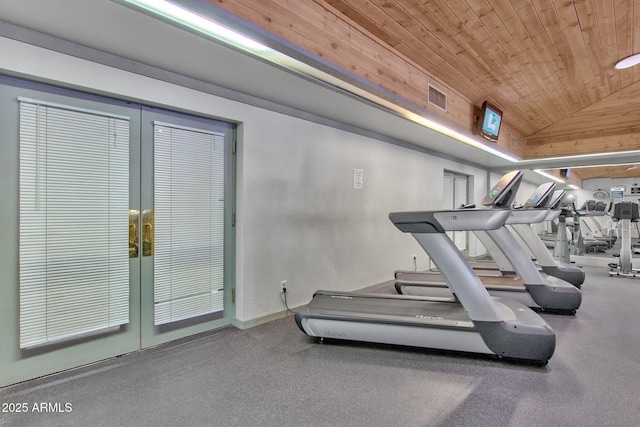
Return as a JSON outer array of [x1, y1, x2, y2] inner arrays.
[[153, 124, 225, 325], [19, 100, 130, 349]]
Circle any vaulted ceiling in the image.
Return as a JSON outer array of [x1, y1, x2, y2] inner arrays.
[[212, 0, 640, 175]]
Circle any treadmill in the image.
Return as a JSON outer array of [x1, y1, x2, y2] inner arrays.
[[508, 189, 585, 287], [396, 189, 581, 283], [457, 189, 584, 286], [295, 171, 556, 364], [395, 176, 582, 314], [394, 174, 532, 281]]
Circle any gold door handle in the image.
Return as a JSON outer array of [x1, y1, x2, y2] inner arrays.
[[129, 210, 139, 258], [142, 210, 154, 257]]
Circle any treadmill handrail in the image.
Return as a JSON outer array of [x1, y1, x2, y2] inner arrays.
[[390, 209, 512, 233], [505, 208, 550, 224], [411, 232, 504, 321], [545, 210, 561, 221], [509, 223, 558, 267], [484, 226, 547, 285]]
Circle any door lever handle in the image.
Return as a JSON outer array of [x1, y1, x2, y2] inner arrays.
[[129, 210, 139, 258], [142, 210, 154, 257]]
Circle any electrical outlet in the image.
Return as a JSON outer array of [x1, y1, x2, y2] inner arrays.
[[281, 280, 287, 293]]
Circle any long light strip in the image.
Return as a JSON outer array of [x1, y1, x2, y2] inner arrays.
[[519, 149, 640, 164], [547, 161, 640, 171], [407, 113, 520, 161], [533, 169, 565, 184], [122, 0, 521, 163], [123, 0, 270, 53]]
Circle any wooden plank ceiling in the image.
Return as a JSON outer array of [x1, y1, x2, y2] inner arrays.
[[211, 0, 640, 178], [571, 164, 640, 180]]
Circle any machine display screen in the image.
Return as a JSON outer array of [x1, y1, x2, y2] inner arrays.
[[524, 182, 555, 208], [481, 170, 523, 207]]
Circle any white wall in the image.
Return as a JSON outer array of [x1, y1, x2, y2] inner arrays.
[[583, 177, 640, 203], [0, 36, 490, 326], [236, 110, 491, 321]]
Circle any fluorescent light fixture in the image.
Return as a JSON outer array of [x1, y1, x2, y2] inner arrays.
[[122, 0, 270, 53], [561, 161, 640, 170], [408, 113, 520, 162], [519, 149, 640, 164], [123, 0, 521, 163], [615, 53, 640, 70], [533, 169, 565, 184]]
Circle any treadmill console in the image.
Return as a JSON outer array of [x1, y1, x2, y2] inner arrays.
[[481, 170, 523, 208], [523, 182, 556, 208], [547, 190, 566, 210], [390, 209, 512, 233], [505, 181, 555, 224], [543, 190, 566, 221]]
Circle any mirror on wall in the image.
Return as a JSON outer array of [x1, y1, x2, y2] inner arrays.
[[530, 165, 640, 262], [538, 164, 640, 208]]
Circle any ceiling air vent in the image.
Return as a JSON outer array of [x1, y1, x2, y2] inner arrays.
[[428, 84, 447, 112]]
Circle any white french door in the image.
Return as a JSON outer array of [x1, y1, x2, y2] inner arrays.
[[0, 77, 235, 387], [139, 107, 234, 348]]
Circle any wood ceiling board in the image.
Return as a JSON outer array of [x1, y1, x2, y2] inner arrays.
[[528, 79, 640, 143], [569, 165, 640, 180], [211, 0, 639, 160], [326, 0, 494, 104], [552, 0, 601, 105], [0, 0, 527, 171]]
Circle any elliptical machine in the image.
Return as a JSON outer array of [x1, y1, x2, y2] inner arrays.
[[608, 201, 640, 278], [553, 203, 573, 264]]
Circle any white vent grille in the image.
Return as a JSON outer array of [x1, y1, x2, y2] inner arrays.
[[428, 84, 447, 111]]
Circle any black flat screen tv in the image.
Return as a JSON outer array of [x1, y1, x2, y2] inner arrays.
[[477, 101, 503, 142]]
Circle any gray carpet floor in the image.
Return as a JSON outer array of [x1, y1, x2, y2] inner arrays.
[[2, 265, 640, 427]]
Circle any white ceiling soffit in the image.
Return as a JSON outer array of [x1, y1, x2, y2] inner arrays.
[[4, 0, 635, 171]]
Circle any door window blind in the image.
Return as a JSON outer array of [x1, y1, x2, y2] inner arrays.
[[153, 122, 225, 325], [19, 98, 130, 349]]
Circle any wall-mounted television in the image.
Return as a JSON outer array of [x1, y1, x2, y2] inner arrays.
[[477, 100, 503, 142]]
